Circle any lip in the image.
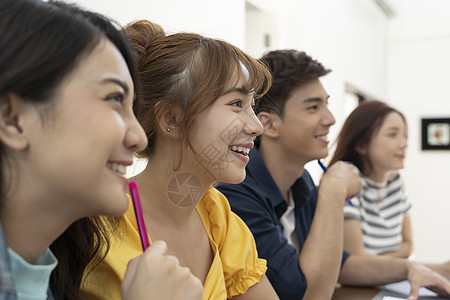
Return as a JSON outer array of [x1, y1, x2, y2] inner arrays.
[[228, 142, 253, 164], [229, 142, 254, 150], [107, 160, 133, 183], [394, 154, 406, 159], [230, 149, 250, 164], [315, 133, 330, 143], [111, 170, 129, 184]]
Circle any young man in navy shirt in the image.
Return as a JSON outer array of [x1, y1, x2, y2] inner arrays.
[[217, 50, 450, 300]]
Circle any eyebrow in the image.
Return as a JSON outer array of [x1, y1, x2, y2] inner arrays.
[[303, 95, 330, 103], [221, 87, 254, 96], [100, 77, 130, 96], [384, 126, 402, 131]]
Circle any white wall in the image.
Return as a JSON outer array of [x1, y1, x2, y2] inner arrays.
[[73, 0, 449, 262], [387, 0, 450, 263], [247, 0, 390, 181], [74, 0, 246, 48]]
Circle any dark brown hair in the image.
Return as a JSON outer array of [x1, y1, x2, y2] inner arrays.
[[125, 20, 272, 160], [329, 100, 406, 175], [255, 49, 330, 117], [0, 0, 136, 298]]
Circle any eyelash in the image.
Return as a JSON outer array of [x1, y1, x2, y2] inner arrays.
[[229, 95, 258, 111], [107, 93, 124, 103], [230, 100, 243, 108]]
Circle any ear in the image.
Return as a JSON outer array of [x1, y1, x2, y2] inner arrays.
[[355, 144, 367, 155], [155, 101, 183, 139], [0, 94, 31, 150], [257, 112, 280, 139]]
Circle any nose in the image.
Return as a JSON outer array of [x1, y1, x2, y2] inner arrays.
[[399, 134, 408, 149], [321, 106, 336, 127], [243, 108, 264, 136], [125, 113, 148, 153]]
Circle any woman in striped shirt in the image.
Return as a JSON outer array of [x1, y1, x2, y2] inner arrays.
[[329, 100, 412, 258]]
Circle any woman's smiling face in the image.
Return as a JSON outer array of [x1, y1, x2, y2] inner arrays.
[[25, 38, 147, 218], [185, 71, 263, 184]]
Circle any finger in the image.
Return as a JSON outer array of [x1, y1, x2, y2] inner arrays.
[[164, 254, 181, 269], [440, 281, 450, 296], [407, 283, 420, 300], [145, 240, 168, 256], [122, 256, 139, 289]]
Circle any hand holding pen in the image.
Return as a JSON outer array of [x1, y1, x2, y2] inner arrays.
[[318, 160, 358, 207], [124, 182, 204, 300]]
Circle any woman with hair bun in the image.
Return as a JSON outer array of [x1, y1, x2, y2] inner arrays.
[[82, 20, 278, 300]]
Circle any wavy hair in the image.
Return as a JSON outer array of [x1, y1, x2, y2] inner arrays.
[[125, 20, 272, 160]]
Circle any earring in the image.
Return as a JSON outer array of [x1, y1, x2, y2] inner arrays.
[[167, 128, 171, 132], [361, 149, 367, 154]]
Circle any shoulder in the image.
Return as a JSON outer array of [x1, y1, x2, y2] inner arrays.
[[201, 186, 265, 217], [300, 169, 315, 187], [216, 174, 266, 205], [203, 186, 228, 204], [387, 172, 402, 184], [293, 169, 318, 198], [201, 186, 233, 218], [200, 187, 258, 245], [0, 224, 15, 297]]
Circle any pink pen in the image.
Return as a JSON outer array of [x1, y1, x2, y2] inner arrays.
[[129, 181, 150, 251]]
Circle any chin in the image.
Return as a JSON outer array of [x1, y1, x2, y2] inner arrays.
[[105, 193, 130, 216], [318, 148, 329, 158], [219, 171, 246, 184]]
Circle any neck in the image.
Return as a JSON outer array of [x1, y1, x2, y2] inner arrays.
[[1, 196, 71, 263], [258, 139, 305, 201], [365, 169, 389, 184], [133, 152, 213, 226]]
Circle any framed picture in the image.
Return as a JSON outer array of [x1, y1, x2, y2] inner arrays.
[[421, 118, 450, 150]]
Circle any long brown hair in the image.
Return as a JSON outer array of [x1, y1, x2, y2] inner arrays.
[[329, 100, 406, 175], [1, 1, 137, 299], [124, 20, 272, 161]]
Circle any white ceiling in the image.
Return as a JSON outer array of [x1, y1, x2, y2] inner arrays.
[[384, 0, 450, 18], [381, 0, 450, 39]]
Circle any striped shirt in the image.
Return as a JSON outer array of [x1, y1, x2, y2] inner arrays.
[[344, 169, 411, 255]]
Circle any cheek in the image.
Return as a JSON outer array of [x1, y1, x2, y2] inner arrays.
[[222, 118, 247, 143], [99, 113, 128, 141], [369, 150, 387, 166]]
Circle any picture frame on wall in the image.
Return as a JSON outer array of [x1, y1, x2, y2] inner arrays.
[[421, 118, 450, 150]]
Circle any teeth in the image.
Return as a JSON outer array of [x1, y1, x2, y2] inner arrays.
[[107, 162, 128, 175], [229, 146, 251, 155], [317, 134, 329, 141]]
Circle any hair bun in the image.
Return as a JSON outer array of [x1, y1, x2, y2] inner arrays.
[[124, 20, 165, 67]]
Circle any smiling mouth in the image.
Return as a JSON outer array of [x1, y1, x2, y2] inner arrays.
[[229, 145, 251, 156], [316, 134, 329, 142], [107, 162, 128, 175]]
